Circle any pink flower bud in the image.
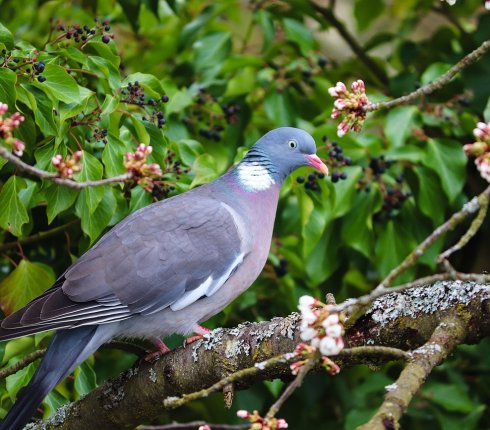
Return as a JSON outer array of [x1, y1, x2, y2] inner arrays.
[[334, 99, 348, 110], [276, 418, 288, 429], [326, 324, 342, 338], [334, 81, 347, 94], [0, 103, 8, 115], [66, 168, 73, 176], [12, 140, 25, 157], [237, 410, 250, 419], [331, 108, 341, 119], [52, 155, 62, 166], [73, 151, 83, 161], [351, 79, 365, 93], [337, 120, 349, 137], [299, 295, 316, 307], [198, 426, 211, 430], [486, 0, 490, 10]]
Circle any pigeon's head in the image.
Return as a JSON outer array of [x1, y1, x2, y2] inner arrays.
[[236, 127, 328, 191]]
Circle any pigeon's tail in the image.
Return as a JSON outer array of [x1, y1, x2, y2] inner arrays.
[[0, 325, 99, 430]]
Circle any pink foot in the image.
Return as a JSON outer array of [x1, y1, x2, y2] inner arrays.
[[144, 338, 171, 361], [184, 325, 211, 346]]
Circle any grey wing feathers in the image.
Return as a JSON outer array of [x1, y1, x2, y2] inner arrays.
[[0, 193, 245, 339]]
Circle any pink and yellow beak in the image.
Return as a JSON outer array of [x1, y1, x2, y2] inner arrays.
[[305, 154, 329, 176]]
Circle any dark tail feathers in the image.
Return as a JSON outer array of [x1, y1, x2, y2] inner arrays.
[[0, 325, 98, 430]]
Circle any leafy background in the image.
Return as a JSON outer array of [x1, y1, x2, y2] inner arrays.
[[0, 0, 489, 428]]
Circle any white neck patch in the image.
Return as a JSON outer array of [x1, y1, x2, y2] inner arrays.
[[236, 162, 275, 192]]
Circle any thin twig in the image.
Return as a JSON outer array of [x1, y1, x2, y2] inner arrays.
[[365, 39, 490, 111], [163, 352, 297, 410], [0, 348, 46, 380], [265, 357, 316, 420], [0, 145, 133, 188], [358, 316, 467, 430], [338, 346, 410, 362], [339, 185, 490, 327], [312, 2, 389, 88], [438, 197, 489, 263], [138, 422, 248, 430], [0, 219, 80, 252]]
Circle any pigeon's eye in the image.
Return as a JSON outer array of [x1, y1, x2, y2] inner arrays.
[[287, 139, 298, 149]]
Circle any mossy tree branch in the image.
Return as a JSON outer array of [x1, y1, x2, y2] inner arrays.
[[26, 280, 490, 430]]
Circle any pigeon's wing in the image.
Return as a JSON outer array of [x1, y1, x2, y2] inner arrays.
[[0, 193, 247, 338]]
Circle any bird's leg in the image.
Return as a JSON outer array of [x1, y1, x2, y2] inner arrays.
[[184, 325, 211, 346], [144, 337, 171, 361]]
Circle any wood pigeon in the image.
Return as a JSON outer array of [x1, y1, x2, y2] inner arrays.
[[0, 127, 328, 430]]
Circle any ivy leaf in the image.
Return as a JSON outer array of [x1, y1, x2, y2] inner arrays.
[[191, 154, 218, 187], [102, 134, 130, 178], [34, 64, 85, 104], [0, 23, 14, 50], [0, 68, 17, 109], [74, 361, 97, 397], [75, 151, 104, 216], [77, 187, 116, 244], [0, 260, 55, 315], [6, 362, 36, 400], [45, 183, 79, 224], [193, 32, 231, 72], [0, 176, 29, 236], [129, 186, 152, 213], [424, 138, 466, 203], [384, 106, 419, 148], [282, 18, 314, 54]]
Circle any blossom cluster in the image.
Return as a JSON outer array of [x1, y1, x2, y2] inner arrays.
[[0, 103, 26, 156], [290, 295, 344, 375], [52, 151, 83, 178], [328, 80, 369, 137], [236, 410, 288, 430], [124, 143, 163, 192], [464, 122, 490, 183]]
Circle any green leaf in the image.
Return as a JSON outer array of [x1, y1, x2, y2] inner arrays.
[[18, 85, 57, 137], [484, 96, 490, 122], [423, 383, 476, 413], [191, 153, 218, 187], [34, 64, 84, 104], [43, 390, 69, 417], [74, 151, 104, 215], [0, 23, 14, 50], [305, 222, 340, 285], [74, 361, 97, 397], [6, 362, 36, 400], [122, 73, 164, 99], [341, 190, 383, 258], [264, 90, 296, 126], [384, 106, 419, 148], [421, 62, 452, 85], [129, 186, 152, 213], [354, 0, 385, 31], [413, 167, 446, 225], [424, 138, 466, 203], [0, 176, 29, 236], [45, 184, 79, 224], [0, 260, 55, 314], [77, 187, 116, 244], [282, 18, 314, 54], [224, 67, 256, 98], [102, 134, 130, 177], [193, 32, 231, 72], [0, 68, 17, 109], [256, 10, 274, 51], [374, 220, 418, 278]]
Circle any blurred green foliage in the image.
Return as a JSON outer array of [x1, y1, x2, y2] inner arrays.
[[0, 0, 489, 428]]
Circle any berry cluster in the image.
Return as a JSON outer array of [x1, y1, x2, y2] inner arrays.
[[52, 151, 83, 178], [296, 172, 325, 191], [236, 410, 288, 430], [124, 144, 163, 192], [267, 54, 330, 93], [0, 103, 26, 156], [93, 127, 108, 144], [328, 80, 370, 137], [357, 156, 412, 219], [150, 151, 190, 199], [324, 137, 351, 183], [121, 81, 168, 128], [464, 121, 490, 183], [184, 89, 240, 142], [54, 19, 113, 47], [1, 49, 48, 83]]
